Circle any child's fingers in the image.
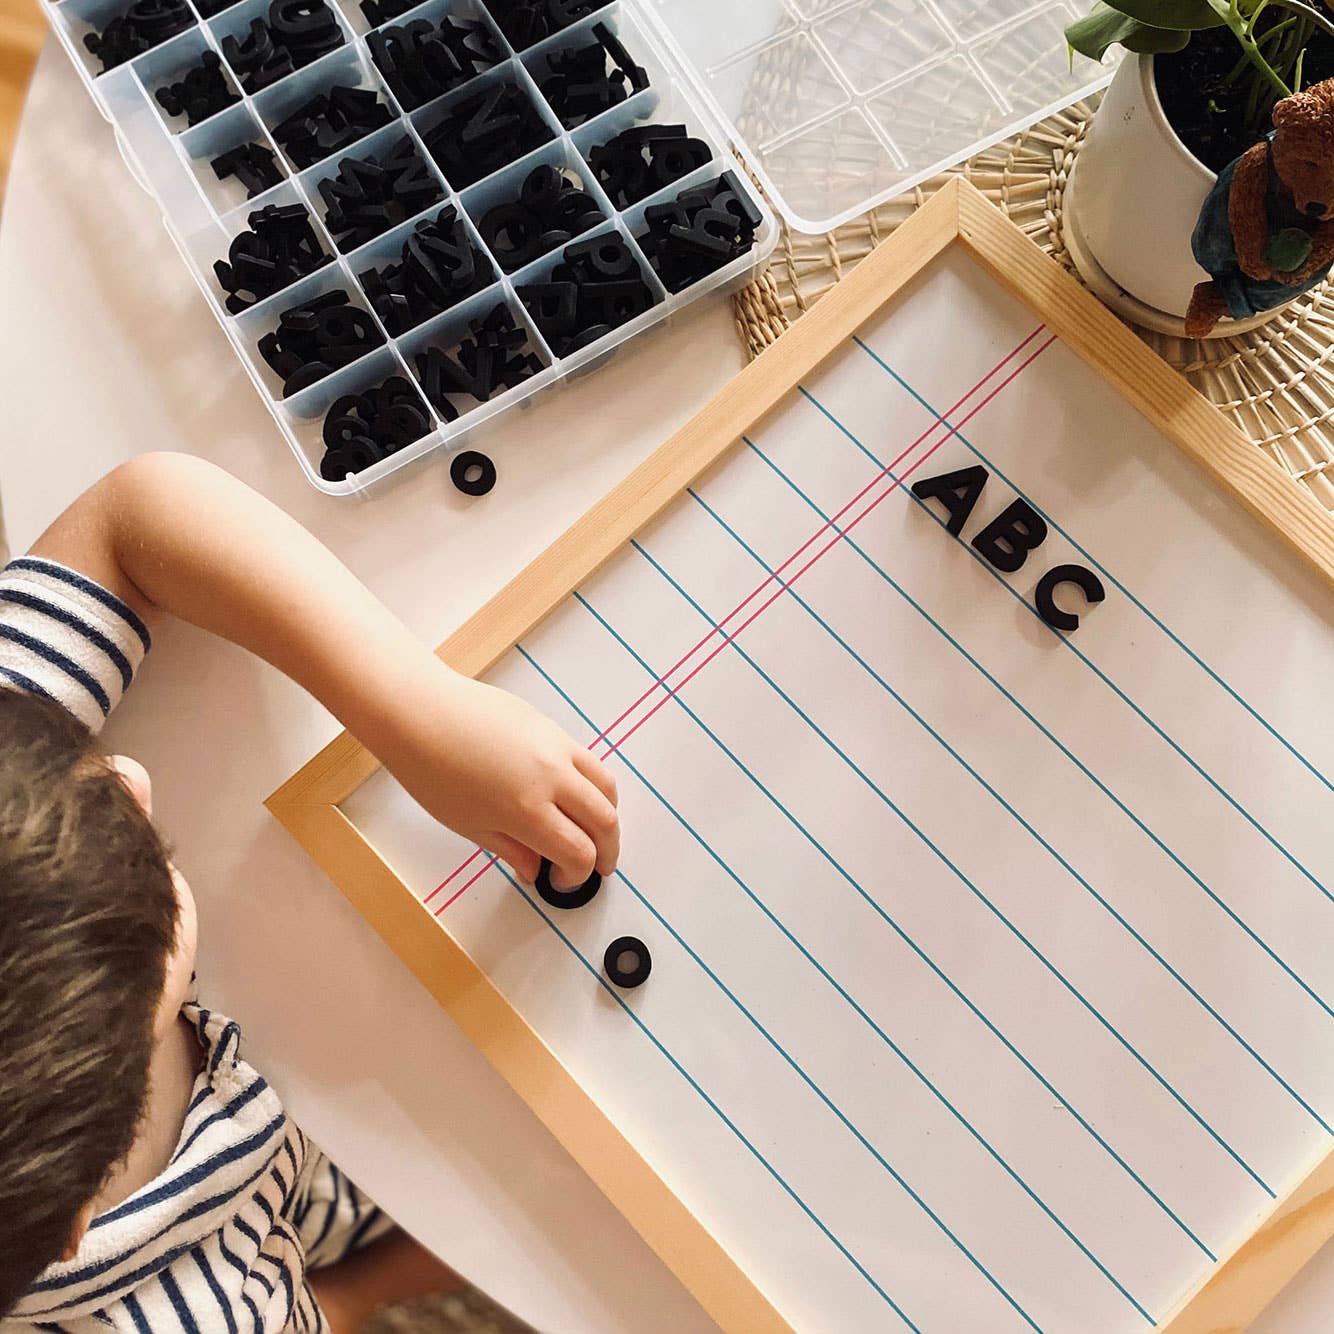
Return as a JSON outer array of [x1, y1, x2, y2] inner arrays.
[[525, 808, 598, 888], [573, 747, 618, 807], [558, 778, 620, 876], [488, 832, 540, 885]]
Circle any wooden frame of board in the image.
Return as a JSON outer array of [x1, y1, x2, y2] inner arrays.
[[267, 178, 1334, 1333]]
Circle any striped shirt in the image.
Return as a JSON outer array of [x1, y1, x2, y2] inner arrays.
[[0, 557, 151, 732], [0, 559, 392, 1330]]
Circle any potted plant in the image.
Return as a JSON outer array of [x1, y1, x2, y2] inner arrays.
[[1062, 0, 1334, 332]]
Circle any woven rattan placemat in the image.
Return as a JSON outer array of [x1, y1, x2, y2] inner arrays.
[[732, 96, 1334, 513]]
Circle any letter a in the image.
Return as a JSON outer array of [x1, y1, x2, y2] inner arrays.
[[910, 465, 988, 536]]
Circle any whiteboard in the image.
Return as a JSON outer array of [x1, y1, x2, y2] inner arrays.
[[338, 243, 1334, 1331]]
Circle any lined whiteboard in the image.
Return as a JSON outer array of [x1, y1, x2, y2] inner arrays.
[[343, 249, 1334, 1331]]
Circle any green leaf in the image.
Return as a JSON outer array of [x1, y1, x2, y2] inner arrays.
[[1098, 0, 1226, 29], [1119, 18, 1194, 49], [1066, 4, 1192, 59], [1268, 0, 1334, 41]]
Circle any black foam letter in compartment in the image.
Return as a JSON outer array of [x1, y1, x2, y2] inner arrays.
[[1035, 564, 1105, 633], [909, 464, 987, 536], [970, 499, 1048, 574]]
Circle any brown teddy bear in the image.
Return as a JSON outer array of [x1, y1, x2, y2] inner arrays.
[[1185, 78, 1334, 338]]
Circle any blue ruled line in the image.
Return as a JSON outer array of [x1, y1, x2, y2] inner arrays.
[[572, 590, 1157, 1321], [516, 645, 1040, 1332], [796, 384, 1334, 1025]]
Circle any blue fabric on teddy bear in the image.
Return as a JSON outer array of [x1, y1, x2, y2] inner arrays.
[[1191, 130, 1325, 320]]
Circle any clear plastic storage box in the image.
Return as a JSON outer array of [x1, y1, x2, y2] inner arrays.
[[41, 0, 1110, 496], [644, 0, 1112, 233]]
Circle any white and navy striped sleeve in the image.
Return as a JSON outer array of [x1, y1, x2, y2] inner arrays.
[[0, 557, 151, 732], [291, 1151, 395, 1270]]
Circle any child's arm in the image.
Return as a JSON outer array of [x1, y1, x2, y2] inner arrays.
[[26, 452, 618, 885]]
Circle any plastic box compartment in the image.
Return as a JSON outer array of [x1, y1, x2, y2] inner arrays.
[[43, 0, 777, 496]]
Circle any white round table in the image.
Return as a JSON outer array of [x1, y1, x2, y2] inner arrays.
[[3, 41, 1331, 1332]]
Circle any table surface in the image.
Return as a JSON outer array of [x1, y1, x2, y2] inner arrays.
[[1, 41, 1330, 1333]]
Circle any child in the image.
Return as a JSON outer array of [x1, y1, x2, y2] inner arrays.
[[0, 453, 620, 1329]]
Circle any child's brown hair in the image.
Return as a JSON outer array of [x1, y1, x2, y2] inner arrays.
[[0, 689, 178, 1314]]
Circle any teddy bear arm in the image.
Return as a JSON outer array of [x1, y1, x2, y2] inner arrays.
[[1228, 143, 1279, 280]]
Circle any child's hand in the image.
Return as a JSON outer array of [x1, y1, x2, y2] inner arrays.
[[24, 455, 620, 887], [382, 670, 619, 888]]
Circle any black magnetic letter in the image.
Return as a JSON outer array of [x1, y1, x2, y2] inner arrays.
[[1035, 563, 1106, 633], [971, 499, 1048, 573], [910, 465, 988, 536]]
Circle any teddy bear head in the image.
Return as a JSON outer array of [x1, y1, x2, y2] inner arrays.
[[1271, 78, 1334, 221]]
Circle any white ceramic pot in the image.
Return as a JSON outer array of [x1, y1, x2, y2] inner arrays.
[[1065, 52, 1216, 319]]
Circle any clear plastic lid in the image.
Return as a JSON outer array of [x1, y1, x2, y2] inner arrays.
[[638, 0, 1112, 233]]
